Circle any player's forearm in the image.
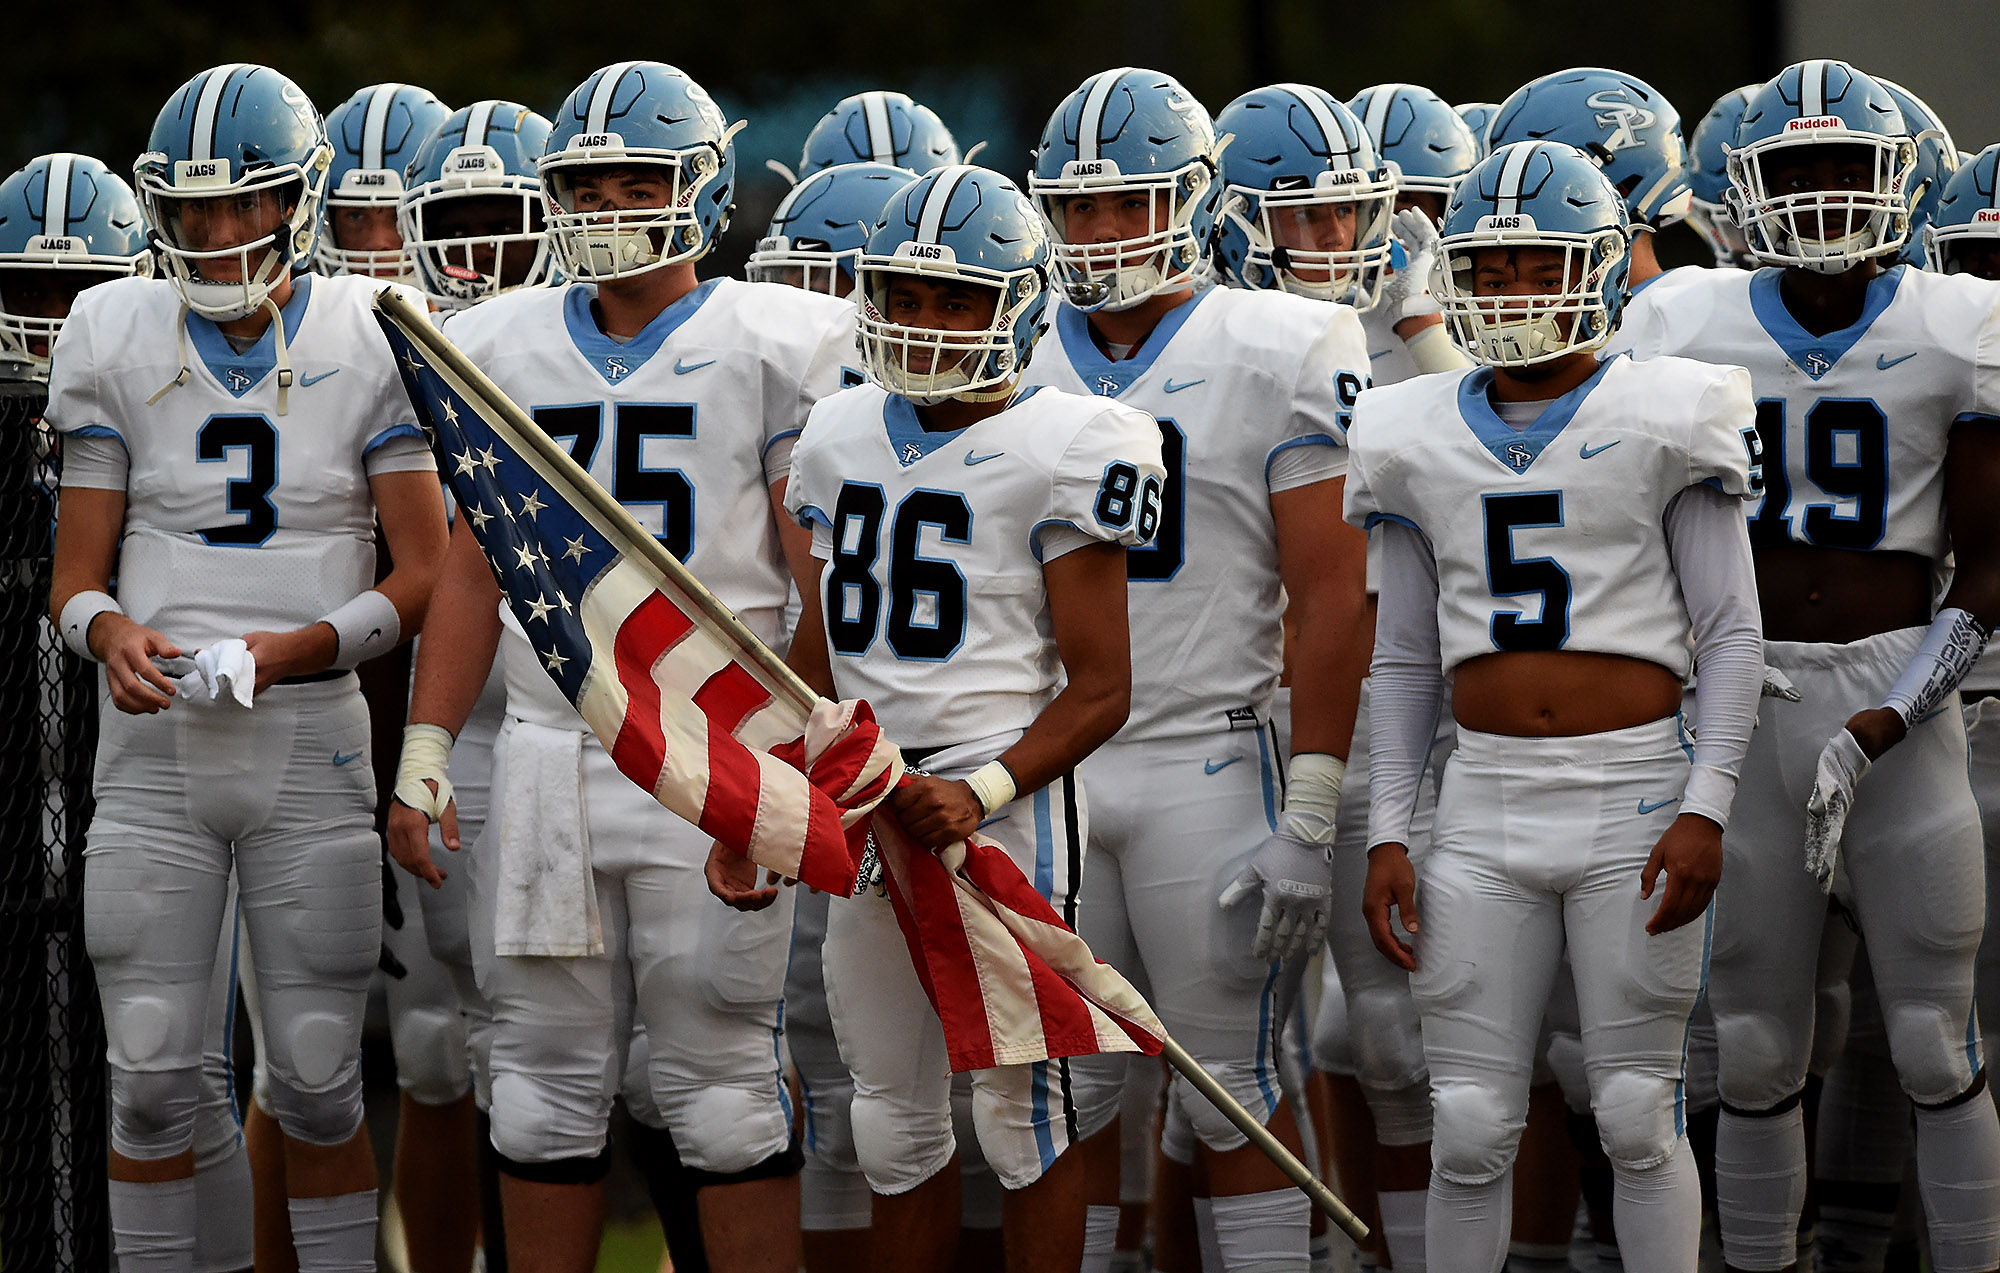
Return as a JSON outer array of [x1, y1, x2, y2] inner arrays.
[[406, 526, 503, 736], [1285, 581, 1370, 760], [995, 672, 1129, 799]]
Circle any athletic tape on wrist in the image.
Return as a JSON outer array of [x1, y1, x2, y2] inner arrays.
[[1880, 607, 1989, 730], [1401, 320, 1469, 374], [58, 590, 122, 661], [394, 723, 455, 821], [965, 760, 1018, 817], [1280, 752, 1345, 845], [320, 589, 401, 670]]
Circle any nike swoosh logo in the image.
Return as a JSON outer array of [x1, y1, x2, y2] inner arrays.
[[1637, 797, 1679, 814], [964, 450, 1004, 466], [1203, 757, 1242, 775], [1369, 350, 1391, 360], [673, 358, 717, 375], [333, 751, 364, 767], [298, 369, 338, 387], [1579, 441, 1621, 460], [1876, 352, 1917, 370], [1162, 378, 1205, 393]]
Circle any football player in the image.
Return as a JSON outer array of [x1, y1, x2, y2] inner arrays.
[[796, 90, 961, 176], [1686, 87, 1761, 270], [1873, 78, 1958, 269], [316, 83, 449, 281], [740, 161, 1162, 1273], [1350, 139, 1763, 1273], [1211, 81, 1457, 1273], [1455, 102, 1500, 157], [1614, 60, 2000, 1273], [386, 61, 851, 1273], [399, 100, 554, 310], [0, 154, 151, 379], [1019, 69, 1373, 1273], [47, 63, 449, 1273], [1486, 68, 1693, 290], [747, 161, 916, 298]]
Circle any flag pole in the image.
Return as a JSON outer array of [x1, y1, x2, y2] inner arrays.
[[1159, 1038, 1369, 1241], [374, 288, 822, 718], [376, 288, 1369, 1244]]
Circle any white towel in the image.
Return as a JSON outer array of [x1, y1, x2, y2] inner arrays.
[[494, 722, 602, 957], [157, 638, 257, 708]]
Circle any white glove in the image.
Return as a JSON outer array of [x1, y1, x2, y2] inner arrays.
[[1219, 823, 1335, 963], [1761, 666, 1802, 702], [1804, 729, 1870, 893], [1376, 208, 1444, 324], [157, 638, 256, 708]]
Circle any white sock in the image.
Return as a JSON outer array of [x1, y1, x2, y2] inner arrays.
[[1195, 1196, 1223, 1272], [109, 1176, 199, 1272], [1715, 1106, 1806, 1270], [1211, 1188, 1310, 1271], [1610, 1139, 1700, 1273], [1083, 1203, 1121, 1273], [1913, 1094, 2000, 1273], [191, 1137, 253, 1273], [1377, 1187, 1427, 1273], [287, 1190, 378, 1273], [1426, 1175, 1511, 1273]]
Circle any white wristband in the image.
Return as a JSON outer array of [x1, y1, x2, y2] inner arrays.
[[393, 723, 456, 821], [964, 760, 1019, 817], [59, 590, 122, 661], [1280, 752, 1347, 845], [1402, 321, 1470, 375], [320, 589, 401, 670]]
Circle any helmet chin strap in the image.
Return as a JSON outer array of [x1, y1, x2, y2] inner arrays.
[[143, 293, 293, 414]]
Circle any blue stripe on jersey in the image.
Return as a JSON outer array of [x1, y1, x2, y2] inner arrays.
[[1030, 1060, 1058, 1170], [795, 503, 831, 530], [1265, 433, 1339, 484], [67, 424, 125, 442], [185, 276, 315, 398], [1254, 961, 1281, 1113], [1363, 511, 1420, 532], [881, 393, 968, 466], [1028, 517, 1087, 562], [1253, 725, 1278, 831], [1675, 904, 1715, 1138], [1455, 355, 1618, 473], [1033, 784, 1056, 900], [1747, 264, 1904, 382], [224, 893, 243, 1126], [1967, 999, 1983, 1075], [364, 423, 425, 453], [1054, 288, 1213, 399], [561, 277, 721, 384]]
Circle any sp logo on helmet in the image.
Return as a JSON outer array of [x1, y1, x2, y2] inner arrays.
[[1585, 89, 1657, 153]]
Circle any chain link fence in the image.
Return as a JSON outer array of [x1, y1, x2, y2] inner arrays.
[[0, 377, 109, 1273]]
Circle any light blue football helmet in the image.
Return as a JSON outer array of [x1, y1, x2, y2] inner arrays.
[[318, 83, 450, 278], [1346, 84, 1480, 211], [1214, 85, 1396, 307], [1686, 86, 1759, 268], [747, 162, 917, 297], [1926, 144, 2000, 276], [856, 165, 1052, 403], [541, 62, 740, 282], [0, 154, 151, 373], [798, 92, 961, 176], [1455, 102, 1501, 157], [399, 101, 553, 309], [133, 63, 332, 320], [1874, 77, 1958, 268], [1029, 68, 1222, 311], [1436, 141, 1633, 367], [1726, 60, 1916, 273], [1487, 68, 1691, 226]]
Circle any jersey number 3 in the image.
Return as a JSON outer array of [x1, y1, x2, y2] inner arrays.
[[197, 414, 278, 546]]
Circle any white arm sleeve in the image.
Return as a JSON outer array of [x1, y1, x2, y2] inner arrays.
[[1664, 482, 1763, 828], [1364, 520, 1446, 851]]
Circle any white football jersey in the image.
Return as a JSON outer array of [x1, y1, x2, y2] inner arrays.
[[1018, 286, 1369, 741], [1344, 354, 1758, 677], [1616, 264, 2000, 562], [786, 383, 1165, 752], [442, 278, 854, 731], [46, 274, 433, 650]]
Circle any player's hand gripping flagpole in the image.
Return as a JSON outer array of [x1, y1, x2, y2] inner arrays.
[[371, 289, 1366, 1242]]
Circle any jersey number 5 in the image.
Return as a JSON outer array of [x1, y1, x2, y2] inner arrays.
[[1483, 491, 1571, 651], [826, 484, 971, 662]]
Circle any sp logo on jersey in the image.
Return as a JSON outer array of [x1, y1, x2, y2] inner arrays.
[[1585, 89, 1657, 153], [1096, 375, 1121, 396], [1800, 351, 1834, 379], [224, 367, 255, 391], [602, 357, 630, 381], [1506, 442, 1534, 470]]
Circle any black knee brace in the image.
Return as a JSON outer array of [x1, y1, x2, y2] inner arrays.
[[676, 1133, 805, 1190], [1720, 1082, 1808, 1120]]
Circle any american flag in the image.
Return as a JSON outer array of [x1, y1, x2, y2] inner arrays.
[[374, 295, 1163, 1071]]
